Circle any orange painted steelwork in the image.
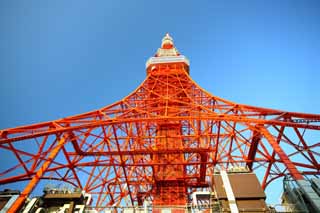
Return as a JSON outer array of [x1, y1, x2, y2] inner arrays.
[[0, 34, 319, 212]]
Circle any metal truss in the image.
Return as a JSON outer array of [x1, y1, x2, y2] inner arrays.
[[0, 35, 319, 212]]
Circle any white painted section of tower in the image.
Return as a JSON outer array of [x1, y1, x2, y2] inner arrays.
[[145, 55, 189, 68], [220, 170, 239, 213]]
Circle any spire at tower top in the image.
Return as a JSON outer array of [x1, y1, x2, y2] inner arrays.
[[161, 33, 174, 49], [145, 33, 190, 70], [155, 33, 180, 57]]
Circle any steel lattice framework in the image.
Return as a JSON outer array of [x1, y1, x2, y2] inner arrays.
[[0, 34, 319, 212]]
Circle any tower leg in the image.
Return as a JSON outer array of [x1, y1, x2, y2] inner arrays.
[[259, 127, 304, 180], [8, 136, 67, 213]]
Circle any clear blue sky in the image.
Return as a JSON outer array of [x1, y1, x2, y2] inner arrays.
[[1, 0, 319, 205]]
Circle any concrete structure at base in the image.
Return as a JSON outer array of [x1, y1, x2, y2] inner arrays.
[[0, 187, 96, 213], [2, 172, 320, 212], [281, 177, 320, 212], [105, 169, 272, 213], [0, 189, 20, 212], [211, 169, 269, 212]]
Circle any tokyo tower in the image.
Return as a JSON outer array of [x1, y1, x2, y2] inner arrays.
[[0, 33, 319, 212]]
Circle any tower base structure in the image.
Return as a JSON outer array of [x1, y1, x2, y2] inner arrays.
[[3, 172, 320, 212]]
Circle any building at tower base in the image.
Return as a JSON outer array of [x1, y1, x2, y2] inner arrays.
[[281, 177, 320, 212]]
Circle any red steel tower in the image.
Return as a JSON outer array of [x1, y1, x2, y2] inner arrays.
[[0, 33, 319, 212]]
